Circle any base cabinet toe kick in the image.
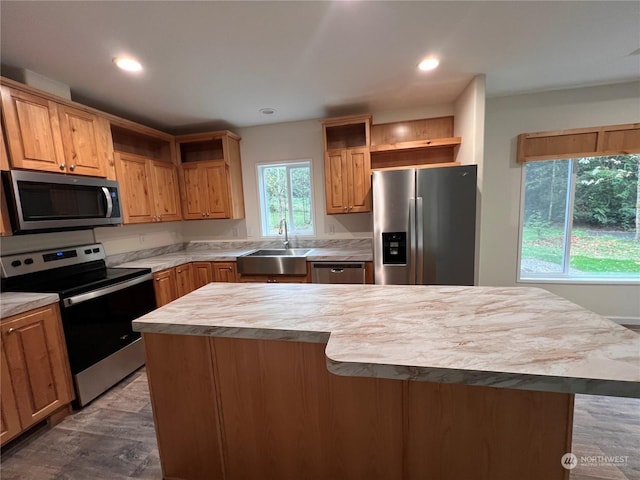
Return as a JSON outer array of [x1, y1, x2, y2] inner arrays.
[[142, 333, 574, 480]]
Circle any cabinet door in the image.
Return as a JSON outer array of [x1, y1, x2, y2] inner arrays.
[[2, 304, 74, 430], [149, 160, 182, 222], [176, 264, 194, 297], [324, 151, 349, 214], [0, 86, 65, 173], [154, 269, 178, 308], [114, 152, 155, 224], [180, 163, 207, 220], [204, 162, 231, 219], [347, 148, 372, 213], [57, 105, 106, 177], [213, 262, 237, 283], [0, 347, 22, 446], [192, 262, 213, 289]]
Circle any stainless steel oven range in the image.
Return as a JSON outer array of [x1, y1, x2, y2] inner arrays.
[[1, 243, 155, 407]]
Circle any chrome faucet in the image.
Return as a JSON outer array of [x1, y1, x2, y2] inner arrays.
[[278, 218, 290, 249]]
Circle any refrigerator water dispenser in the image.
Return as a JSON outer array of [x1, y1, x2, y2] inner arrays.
[[382, 232, 407, 264]]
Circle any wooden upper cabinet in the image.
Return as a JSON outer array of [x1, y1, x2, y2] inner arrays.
[[149, 160, 182, 222], [114, 151, 154, 224], [114, 152, 181, 224], [57, 104, 106, 176], [322, 115, 372, 215], [0, 125, 12, 236], [1, 84, 110, 177], [1, 304, 74, 445], [1, 86, 65, 173], [324, 147, 371, 214], [177, 131, 245, 220], [182, 161, 230, 219]]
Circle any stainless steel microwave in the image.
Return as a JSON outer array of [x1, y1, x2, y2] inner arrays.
[[3, 170, 123, 233]]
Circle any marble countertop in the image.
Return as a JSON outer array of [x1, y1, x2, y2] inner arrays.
[[132, 283, 640, 398], [116, 248, 372, 272], [1, 292, 60, 319]]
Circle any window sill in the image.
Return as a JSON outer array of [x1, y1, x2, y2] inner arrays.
[[517, 276, 640, 286]]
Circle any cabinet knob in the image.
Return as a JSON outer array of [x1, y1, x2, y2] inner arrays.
[[343, 206, 348, 212], [206, 213, 210, 217], [156, 278, 160, 281], [7, 328, 15, 334], [202, 212, 206, 217], [59, 164, 66, 170], [69, 164, 76, 171]]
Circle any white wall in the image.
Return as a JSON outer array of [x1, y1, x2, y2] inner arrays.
[[480, 81, 640, 320], [184, 102, 459, 242], [93, 222, 183, 256]]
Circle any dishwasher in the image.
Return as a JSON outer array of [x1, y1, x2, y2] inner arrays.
[[311, 262, 366, 284]]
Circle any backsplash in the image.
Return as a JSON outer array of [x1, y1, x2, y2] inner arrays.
[[105, 243, 187, 267], [185, 238, 372, 251], [105, 238, 372, 266]]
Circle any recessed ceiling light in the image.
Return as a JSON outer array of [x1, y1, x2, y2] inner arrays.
[[113, 57, 143, 73], [418, 57, 440, 72], [259, 108, 276, 115]]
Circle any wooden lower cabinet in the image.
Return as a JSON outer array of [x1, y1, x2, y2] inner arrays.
[[175, 264, 194, 297], [192, 262, 213, 289], [143, 334, 574, 480], [0, 304, 74, 446], [154, 264, 199, 307], [153, 269, 178, 307], [212, 262, 237, 283]]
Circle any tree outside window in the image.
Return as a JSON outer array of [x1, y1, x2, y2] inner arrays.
[[519, 154, 640, 280], [258, 161, 314, 237]]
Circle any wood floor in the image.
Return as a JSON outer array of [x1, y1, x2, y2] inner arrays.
[[1, 368, 638, 480]]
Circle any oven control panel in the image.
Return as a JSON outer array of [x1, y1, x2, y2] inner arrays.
[[0, 243, 105, 278]]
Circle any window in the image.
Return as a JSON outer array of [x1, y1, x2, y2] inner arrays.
[[257, 160, 314, 237], [519, 154, 640, 281]]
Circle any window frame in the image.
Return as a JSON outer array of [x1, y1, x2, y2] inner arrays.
[[256, 159, 316, 239], [516, 157, 640, 285]]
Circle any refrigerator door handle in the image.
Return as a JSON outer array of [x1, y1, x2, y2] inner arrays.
[[409, 197, 416, 285], [416, 197, 424, 284]]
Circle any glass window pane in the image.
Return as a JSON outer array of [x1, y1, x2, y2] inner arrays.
[[262, 165, 289, 236], [289, 166, 313, 235], [570, 155, 640, 275], [520, 160, 571, 277], [258, 161, 314, 237]]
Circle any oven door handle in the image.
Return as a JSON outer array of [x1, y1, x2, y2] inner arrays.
[[62, 273, 153, 308]]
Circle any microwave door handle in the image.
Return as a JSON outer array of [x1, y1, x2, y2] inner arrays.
[[102, 187, 113, 218]]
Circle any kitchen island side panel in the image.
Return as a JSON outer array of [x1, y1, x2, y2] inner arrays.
[[142, 333, 226, 480], [142, 333, 572, 480]]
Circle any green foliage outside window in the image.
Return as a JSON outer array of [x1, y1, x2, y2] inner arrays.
[[520, 154, 640, 278]]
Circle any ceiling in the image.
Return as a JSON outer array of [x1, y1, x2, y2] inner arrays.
[[1, 1, 639, 133]]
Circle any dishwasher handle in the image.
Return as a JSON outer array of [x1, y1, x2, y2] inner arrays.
[[311, 262, 366, 284]]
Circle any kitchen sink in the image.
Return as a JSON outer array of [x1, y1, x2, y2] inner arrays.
[[237, 249, 312, 275]]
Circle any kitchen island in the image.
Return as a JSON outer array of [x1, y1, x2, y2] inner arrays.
[[133, 283, 640, 480]]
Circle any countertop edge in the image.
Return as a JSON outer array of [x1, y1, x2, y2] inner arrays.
[[325, 356, 640, 398]]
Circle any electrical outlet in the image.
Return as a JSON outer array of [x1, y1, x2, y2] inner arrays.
[[139, 234, 145, 244], [232, 227, 239, 237], [247, 227, 253, 237]]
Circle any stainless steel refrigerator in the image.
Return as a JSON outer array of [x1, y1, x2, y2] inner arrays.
[[373, 165, 477, 285]]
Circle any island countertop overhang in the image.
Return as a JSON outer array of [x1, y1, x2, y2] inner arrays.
[[132, 283, 640, 398]]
